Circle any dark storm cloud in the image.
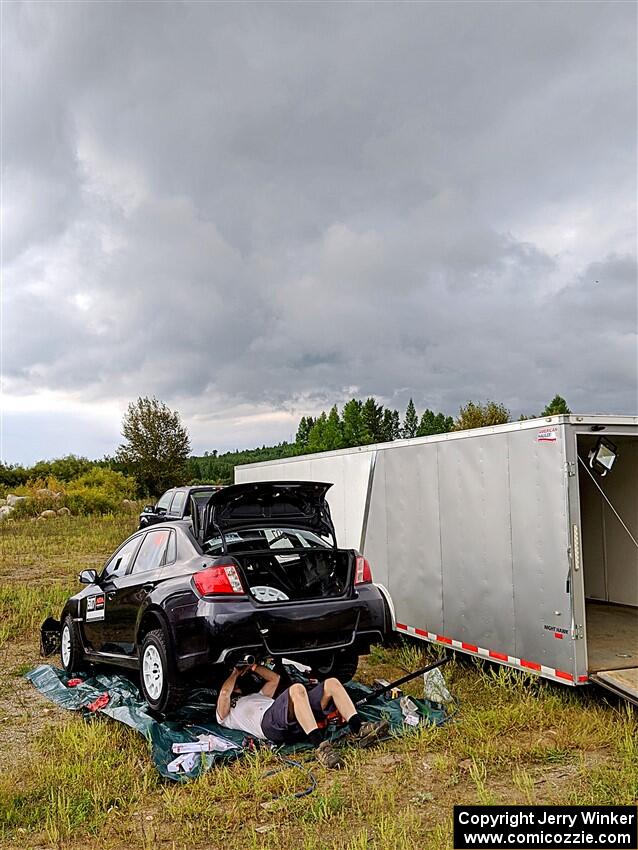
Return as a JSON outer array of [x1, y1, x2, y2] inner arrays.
[[2, 1, 636, 460]]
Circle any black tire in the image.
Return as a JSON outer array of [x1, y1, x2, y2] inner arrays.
[[60, 615, 84, 673], [139, 628, 186, 714], [311, 650, 359, 684]]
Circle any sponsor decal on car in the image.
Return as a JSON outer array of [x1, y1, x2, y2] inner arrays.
[[86, 594, 106, 622]]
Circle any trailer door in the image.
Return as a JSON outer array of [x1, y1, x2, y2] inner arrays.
[[576, 432, 638, 705]]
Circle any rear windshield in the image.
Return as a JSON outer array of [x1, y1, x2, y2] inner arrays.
[[204, 527, 330, 555], [190, 490, 217, 505]]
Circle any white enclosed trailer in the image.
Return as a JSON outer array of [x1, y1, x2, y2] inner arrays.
[[236, 416, 638, 703]]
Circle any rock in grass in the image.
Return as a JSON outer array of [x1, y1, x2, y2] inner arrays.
[[39, 510, 57, 519]]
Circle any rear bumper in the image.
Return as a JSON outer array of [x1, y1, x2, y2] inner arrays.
[[171, 585, 389, 673]]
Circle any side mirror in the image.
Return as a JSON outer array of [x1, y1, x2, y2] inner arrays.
[[144, 505, 155, 513], [79, 569, 98, 585]]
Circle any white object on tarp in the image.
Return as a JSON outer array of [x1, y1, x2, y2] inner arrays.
[[167, 752, 199, 773], [423, 667, 452, 705], [172, 734, 240, 754], [399, 695, 420, 726]]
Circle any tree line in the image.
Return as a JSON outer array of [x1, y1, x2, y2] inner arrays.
[[1, 394, 570, 496]]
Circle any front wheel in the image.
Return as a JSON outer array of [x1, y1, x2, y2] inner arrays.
[[139, 629, 186, 714], [60, 615, 84, 673], [311, 650, 359, 684]]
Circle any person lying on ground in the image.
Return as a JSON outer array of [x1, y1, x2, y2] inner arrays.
[[215, 663, 389, 769]]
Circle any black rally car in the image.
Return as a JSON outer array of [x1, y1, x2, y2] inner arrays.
[[52, 481, 390, 712]]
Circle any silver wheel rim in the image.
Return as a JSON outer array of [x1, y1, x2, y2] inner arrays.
[[61, 624, 71, 668], [142, 644, 163, 701]]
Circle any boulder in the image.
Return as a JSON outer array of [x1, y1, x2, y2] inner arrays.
[[39, 510, 57, 519], [36, 488, 54, 498], [7, 494, 26, 507], [0, 498, 7, 506], [57, 507, 71, 517], [0, 505, 13, 520]]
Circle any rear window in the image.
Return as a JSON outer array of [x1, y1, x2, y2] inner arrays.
[[204, 527, 329, 555]]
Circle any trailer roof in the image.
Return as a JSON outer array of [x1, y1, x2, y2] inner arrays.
[[236, 414, 638, 470]]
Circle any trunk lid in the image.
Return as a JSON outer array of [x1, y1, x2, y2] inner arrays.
[[201, 481, 337, 546]]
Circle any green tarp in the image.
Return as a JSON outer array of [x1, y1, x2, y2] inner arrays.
[[26, 665, 448, 782]]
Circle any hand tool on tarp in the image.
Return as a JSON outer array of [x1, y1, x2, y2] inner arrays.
[[355, 654, 451, 707]]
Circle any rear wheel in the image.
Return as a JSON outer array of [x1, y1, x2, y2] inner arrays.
[[311, 650, 359, 684], [139, 628, 186, 714], [60, 615, 84, 673]]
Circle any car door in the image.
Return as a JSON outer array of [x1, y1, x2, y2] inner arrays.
[[167, 490, 187, 520], [81, 534, 144, 653], [102, 528, 176, 655], [150, 490, 175, 526]]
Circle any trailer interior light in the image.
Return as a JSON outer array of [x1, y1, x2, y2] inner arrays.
[[589, 436, 618, 477]]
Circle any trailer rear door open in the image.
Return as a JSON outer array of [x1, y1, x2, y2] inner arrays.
[[576, 433, 638, 704]]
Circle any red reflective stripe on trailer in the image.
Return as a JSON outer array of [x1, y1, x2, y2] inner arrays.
[[578, 675, 589, 682], [395, 621, 575, 683], [489, 650, 509, 661], [554, 632, 564, 639], [555, 670, 573, 681]]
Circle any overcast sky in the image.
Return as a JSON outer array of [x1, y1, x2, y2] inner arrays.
[[2, 1, 636, 464]]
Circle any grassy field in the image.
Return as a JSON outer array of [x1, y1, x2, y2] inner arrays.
[[0, 516, 635, 850]]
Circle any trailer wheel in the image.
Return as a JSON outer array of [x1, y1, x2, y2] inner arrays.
[[311, 650, 359, 684]]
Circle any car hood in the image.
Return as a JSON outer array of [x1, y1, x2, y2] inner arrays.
[[200, 481, 336, 544]]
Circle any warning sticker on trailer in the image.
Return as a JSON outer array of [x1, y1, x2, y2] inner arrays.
[[537, 426, 558, 442], [86, 594, 105, 622]]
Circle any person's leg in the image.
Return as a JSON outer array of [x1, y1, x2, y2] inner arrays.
[[287, 683, 344, 769], [320, 678, 389, 746], [287, 683, 321, 735], [320, 677, 360, 727]]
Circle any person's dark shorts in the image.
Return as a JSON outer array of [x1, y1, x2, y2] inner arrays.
[[261, 683, 335, 744]]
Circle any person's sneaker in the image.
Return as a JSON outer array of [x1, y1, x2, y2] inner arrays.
[[316, 740, 344, 769], [348, 719, 390, 748]]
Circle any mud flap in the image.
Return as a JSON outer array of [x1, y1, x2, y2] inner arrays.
[[40, 617, 61, 657]]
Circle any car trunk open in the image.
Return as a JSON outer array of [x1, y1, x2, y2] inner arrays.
[[231, 547, 354, 603]]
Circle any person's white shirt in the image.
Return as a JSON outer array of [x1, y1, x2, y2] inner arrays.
[[216, 692, 274, 740]]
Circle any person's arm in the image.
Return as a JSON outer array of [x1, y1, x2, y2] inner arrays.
[[216, 667, 241, 721], [253, 664, 280, 698]]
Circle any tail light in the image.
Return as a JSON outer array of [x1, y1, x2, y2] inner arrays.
[[354, 556, 373, 585], [193, 564, 245, 596]]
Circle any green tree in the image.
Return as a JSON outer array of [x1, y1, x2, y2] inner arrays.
[[361, 397, 384, 444], [323, 405, 344, 450], [306, 412, 328, 454], [402, 398, 419, 439], [295, 416, 316, 450], [342, 399, 365, 447], [540, 395, 571, 416], [116, 397, 191, 495], [417, 409, 454, 437], [455, 400, 510, 431]]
